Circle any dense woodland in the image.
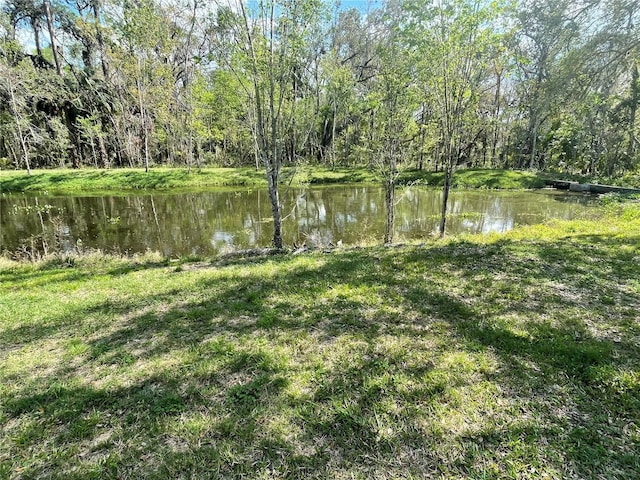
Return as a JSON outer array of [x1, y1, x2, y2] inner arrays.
[[1, 0, 638, 176]]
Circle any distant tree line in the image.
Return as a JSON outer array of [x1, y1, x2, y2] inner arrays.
[[0, 0, 638, 177]]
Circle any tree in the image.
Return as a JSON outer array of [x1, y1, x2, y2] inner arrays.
[[0, 34, 73, 172], [367, 5, 418, 244], [0, 58, 35, 173], [407, 0, 501, 236], [229, 0, 325, 249], [1, 0, 638, 181]]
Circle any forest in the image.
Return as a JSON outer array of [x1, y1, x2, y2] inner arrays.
[[0, 0, 638, 178]]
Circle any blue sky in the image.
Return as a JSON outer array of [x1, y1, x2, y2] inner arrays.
[[337, 0, 383, 11]]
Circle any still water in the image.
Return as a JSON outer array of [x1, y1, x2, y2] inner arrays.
[[1, 186, 598, 256]]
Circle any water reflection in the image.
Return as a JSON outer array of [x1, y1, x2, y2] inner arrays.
[[1, 187, 597, 256]]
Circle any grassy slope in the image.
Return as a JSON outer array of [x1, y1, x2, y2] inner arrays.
[[1, 203, 639, 479], [0, 167, 549, 193]]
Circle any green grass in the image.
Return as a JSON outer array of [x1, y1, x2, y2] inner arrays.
[[0, 167, 551, 194], [1, 202, 639, 479], [2, 166, 637, 195], [401, 168, 549, 189], [0, 167, 270, 193]]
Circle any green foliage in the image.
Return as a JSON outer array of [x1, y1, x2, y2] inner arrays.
[[0, 0, 638, 177]]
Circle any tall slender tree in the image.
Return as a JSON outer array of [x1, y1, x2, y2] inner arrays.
[[406, 0, 501, 236], [230, 0, 324, 249], [368, 4, 418, 244]]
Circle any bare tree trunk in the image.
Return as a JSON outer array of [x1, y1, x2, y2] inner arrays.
[[7, 140, 19, 169], [628, 62, 638, 160], [267, 165, 283, 249], [330, 102, 337, 168], [34, 197, 49, 256], [253, 136, 260, 171], [384, 176, 395, 244], [418, 129, 426, 171], [529, 119, 539, 170], [32, 19, 42, 58], [143, 127, 149, 172], [18, 132, 31, 175], [43, 0, 62, 76], [439, 163, 452, 238], [490, 64, 502, 165], [136, 59, 149, 172], [92, 0, 109, 78], [90, 135, 98, 167], [98, 133, 109, 168], [269, 2, 284, 249]]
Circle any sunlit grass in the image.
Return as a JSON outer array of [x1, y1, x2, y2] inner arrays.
[[1, 166, 555, 194], [1, 202, 639, 478]]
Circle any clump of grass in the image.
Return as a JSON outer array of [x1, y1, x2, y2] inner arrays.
[[1, 205, 638, 478]]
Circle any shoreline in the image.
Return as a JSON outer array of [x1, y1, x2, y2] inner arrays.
[[1, 167, 555, 194]]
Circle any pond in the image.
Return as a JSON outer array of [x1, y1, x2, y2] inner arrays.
[[1, 186, 598, 257]]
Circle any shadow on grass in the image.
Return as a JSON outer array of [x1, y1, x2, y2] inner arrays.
[[1, 231, 639, 478], [0, 257, 174, 293]]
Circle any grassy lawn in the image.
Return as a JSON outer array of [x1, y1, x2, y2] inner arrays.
[[2, 166, 638, 195], [0, 167, 550, 194], [1, 202, 639, 479]]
